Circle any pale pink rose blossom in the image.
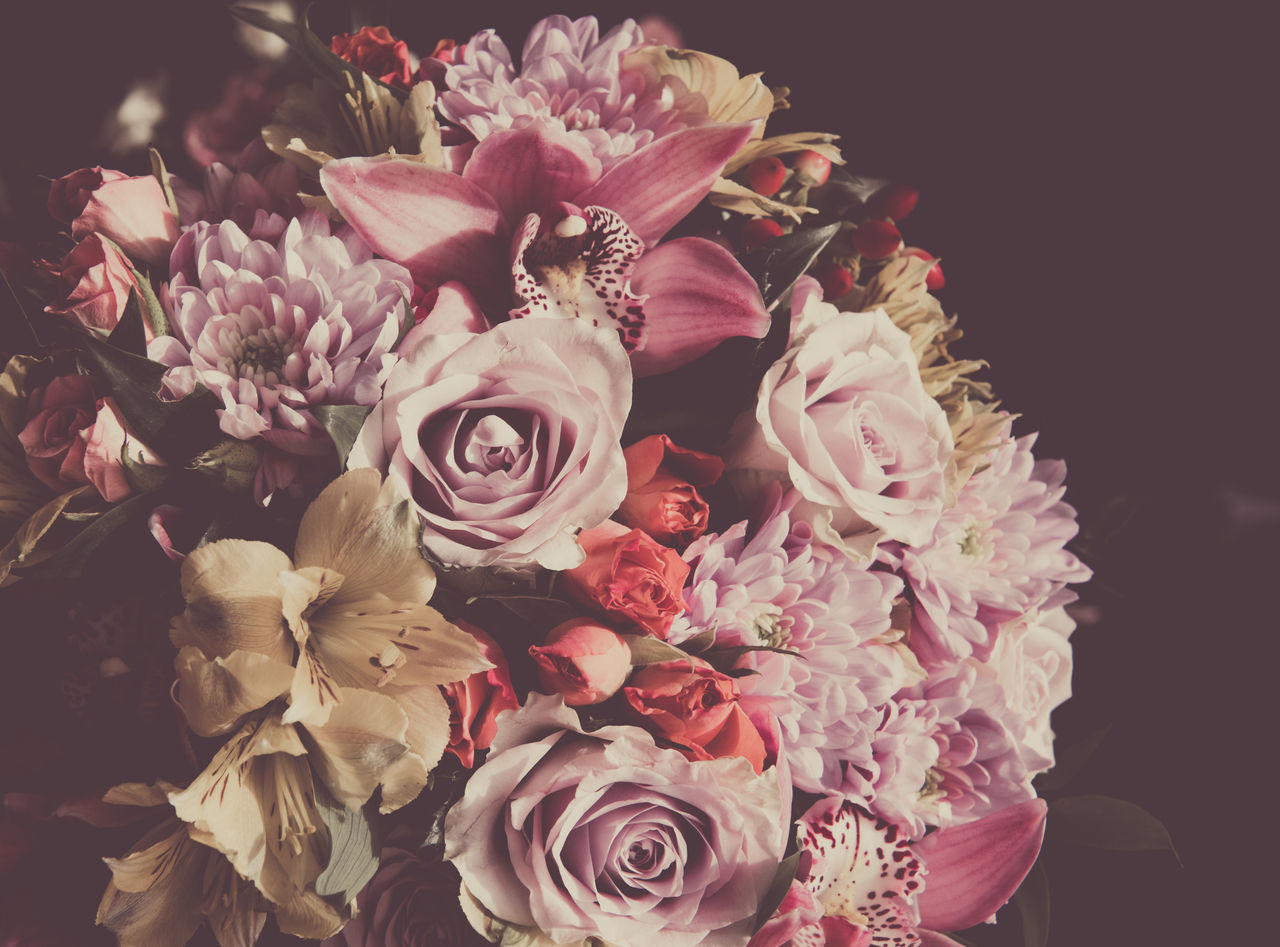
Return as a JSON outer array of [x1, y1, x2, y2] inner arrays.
[[348, 317, 631, 571], [70, 173, 179, 267], [725, 294, 955, 554]]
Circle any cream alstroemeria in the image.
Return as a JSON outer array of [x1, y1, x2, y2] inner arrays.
[[169, 468, 491, 813]]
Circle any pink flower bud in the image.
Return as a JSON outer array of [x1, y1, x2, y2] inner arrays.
[[529, 619, 631, 706], [745, 156, 787, 197], [851, 220, 903, 260], [71, 175, 178, 267], [47, 167, 129, 224], [793, 150, 832, 187], [46, 234, 137, 333], [867, 183, 919, 221], [741, 218, 784, 251]]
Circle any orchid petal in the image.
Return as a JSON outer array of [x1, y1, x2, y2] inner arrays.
[[320, 156, 505, 292], [914, 798, 1047, 931], [462, 122, 602, 229], [628, 237, 770, 377], [917, 931, 969, 947], [577, 122, 757, 245]]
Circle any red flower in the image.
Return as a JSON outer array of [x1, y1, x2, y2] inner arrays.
[[563, 519, 691, 638], [441, 620, 519, 767], [617, 434, 724, 547], [331, 25, 414, 89]]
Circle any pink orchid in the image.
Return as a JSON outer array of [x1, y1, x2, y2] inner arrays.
[[773, 796, 1047, 946], [320, 120, 770, 376]]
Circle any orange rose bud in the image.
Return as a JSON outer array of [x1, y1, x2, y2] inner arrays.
[[443, 620, 519, 767], [623, 659, 767, 774], [331, 25, 414, 88], [618, 434, 724, 548], [529, 619, 631, 706]]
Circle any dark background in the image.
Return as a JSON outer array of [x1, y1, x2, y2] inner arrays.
[[0, 1, 1272, 945]]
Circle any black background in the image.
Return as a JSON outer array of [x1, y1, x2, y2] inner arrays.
[[0, 1, 1272, 945]]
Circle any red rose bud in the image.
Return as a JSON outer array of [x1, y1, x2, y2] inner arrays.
[[618, 434, 724, 547], [443, 620, 519, 767], [851, 220, 903, 260], [812, 261, 854, 300], [906, 247, 945, 290], [47, 167, 128, 224], [741, 218, 784, 251], [867, 183, 919, 221], [623, 659, 767, 774], [46, 234, 137, 334], [529, 619, 631, 706], [563, 519, 691, 638], [793, 150, 832, 187], [745, 156, 787, 197], [331, 25, 414, 89]]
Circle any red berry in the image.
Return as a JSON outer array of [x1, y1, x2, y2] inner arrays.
[[741, 218, 785, 251], [744, 156, 787, 197], [867, 183, 919, 221], [793, 150, 831, 187], [812, 262, 854, 300], [906, 248, 945, 290], [850, 220, 902, 260]]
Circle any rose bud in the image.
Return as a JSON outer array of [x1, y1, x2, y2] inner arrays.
[[793, 149, 832, 187], [624, 658, 768, 774], [47, 167, 128, 224], [442, 620, 518, 767], [745, 156, 787, 197], [905, 247, 945, 290], [618, 434, 725, 547], [811, 261, 854, 300], [563, 519, 691, 638], [741, 217, 785, 251], [18, 374, 97, 493], [850, 219, 903, 260], [331, 25, 415, 88], [71, 174, 179, 268], [45, 234, 137, 333], [867, 182, 920, 221], [529, 619, 631, 706]]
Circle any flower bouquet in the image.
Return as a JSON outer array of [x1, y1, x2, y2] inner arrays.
[[0, 8, 1105, 947]]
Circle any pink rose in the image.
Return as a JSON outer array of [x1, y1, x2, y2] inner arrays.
[[46, 235, 137, 333], [444, 694, 787, 947], [71, 173, 179, 267], [623, 658, 767, 773], [528, 618, 631, 706], [46, 167, 129, 224], [562, 518, 691, 637], [18, 376, 159, 501], [350, 318, 631, 570], [443, 620, 519, 767], [727, 293, 954, 550], [617, 434, 724, 547]]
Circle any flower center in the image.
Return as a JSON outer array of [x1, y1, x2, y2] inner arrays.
[[224, 322, 295, 387], [754, 611, 792, 648], [955, 515, 992, 561]]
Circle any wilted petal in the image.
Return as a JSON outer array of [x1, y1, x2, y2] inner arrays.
[[320, 156, 505, 292], [462, 123, 602, 230], [914, 798, 1047, 931], [293, 468, 435, 607], [275, 889, 345, 939], [174, 646, 294, 737], [97, 820, 205, 947], [577, 123, 756, 245], [173, 539, 292, 663], [628, 237, 770, 376]]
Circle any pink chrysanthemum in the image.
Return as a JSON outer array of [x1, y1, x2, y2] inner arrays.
[[151, 212, 411, 491], [884, 421, 1091, 668], [439, 15, 695, 167], [673, 490, 908, 797]]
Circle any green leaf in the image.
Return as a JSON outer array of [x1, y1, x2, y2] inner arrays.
[[753, 852, 801, 932], [680, 630, 717, 654], [58, 323, 222, 465], [0, 486, 95, 584], [623, 635, 696, 667], [148, 147, 181, 223], [1033, 723, 1113, 794], [106, 289, 148, 357], [312, 783, 380, 906], [229, 3, 407, 101], [313, 404, 373, 471], [1013, 856, 1050, 947], [1047, 794, 1181, 863], [10, 491, 155, 581], [735, 222, 840, 312]]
